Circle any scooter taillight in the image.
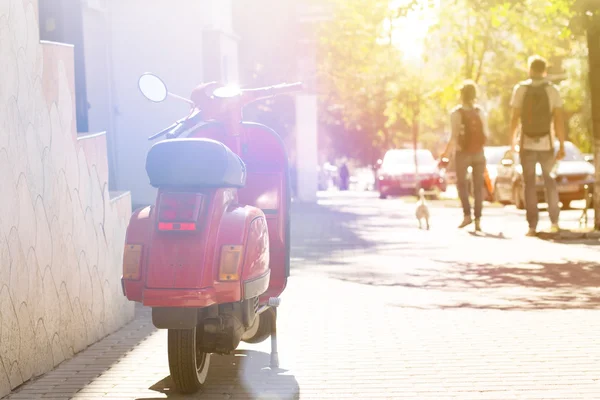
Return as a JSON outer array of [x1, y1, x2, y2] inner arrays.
[[157, 192, 203, 231]]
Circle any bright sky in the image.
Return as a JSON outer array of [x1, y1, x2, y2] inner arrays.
[[388, 0, 440, 62]]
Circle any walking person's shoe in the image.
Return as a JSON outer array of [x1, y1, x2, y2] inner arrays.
[[550, 223, 560, 233], [458, 215, 473, 228], [474, 218, 481, 232], [526, 228, 537, 237]]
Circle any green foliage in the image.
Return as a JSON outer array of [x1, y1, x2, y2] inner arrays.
[[316, 0, 598, 163]]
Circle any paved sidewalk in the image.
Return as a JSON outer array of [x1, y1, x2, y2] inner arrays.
[[5, 193, 600, 399]]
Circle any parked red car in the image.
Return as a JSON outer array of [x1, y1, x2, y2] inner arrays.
[[376, 149, 447, 199]]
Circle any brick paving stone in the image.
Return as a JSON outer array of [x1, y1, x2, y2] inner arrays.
[[5, 193, 600, 399]]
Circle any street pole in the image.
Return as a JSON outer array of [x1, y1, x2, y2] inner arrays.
[[586, 11, 600, 230], [413, 100, 420, 192]]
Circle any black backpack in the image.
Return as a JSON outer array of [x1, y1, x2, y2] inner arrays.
[[521, 81, 551, 138]]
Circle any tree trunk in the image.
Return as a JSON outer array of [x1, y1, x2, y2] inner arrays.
[[413, 101, 420, 190], [587, 15, 600, 230]]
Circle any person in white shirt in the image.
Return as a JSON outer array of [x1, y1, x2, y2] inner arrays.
[[508, 55, 566, 236], [441, 80, 490, 231]]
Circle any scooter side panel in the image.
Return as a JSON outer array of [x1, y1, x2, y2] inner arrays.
[[237, 122, 291, 300], [212, 205, 267, 303], [239, 216, 270, 299], [122, 206, 154, 302]]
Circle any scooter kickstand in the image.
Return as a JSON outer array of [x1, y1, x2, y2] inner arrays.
[[268, 297, 280, 369]]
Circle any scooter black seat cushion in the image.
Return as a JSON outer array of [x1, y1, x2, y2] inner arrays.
[[146, 138, 246, 188]]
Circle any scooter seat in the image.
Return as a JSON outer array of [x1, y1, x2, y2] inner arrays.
[[146, 138, 246, 188]]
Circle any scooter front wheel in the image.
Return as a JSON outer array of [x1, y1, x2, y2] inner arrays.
[[168, 327, 211, 394]]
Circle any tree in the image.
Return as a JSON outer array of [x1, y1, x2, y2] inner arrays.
[[585, 9, 600, 230], [317, 0, 449, 163], [317, 0, 397, 162], [548, 0, 600, 229], [428, 0, 573, 141]]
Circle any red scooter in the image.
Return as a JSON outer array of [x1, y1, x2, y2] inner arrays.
[[121, 73, 301, 394]]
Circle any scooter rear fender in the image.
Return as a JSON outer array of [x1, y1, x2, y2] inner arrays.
[[123, 191, 270, 308], [121, 206, 154, 302], [211, 205, 271, 303]]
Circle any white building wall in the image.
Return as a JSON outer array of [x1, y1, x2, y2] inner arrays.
[[0, 1, 133, 396], [81, 2, 112, 135], [204, 0, 234, 33], [108, 1, 209, 205], [220, 34, 240, 84]]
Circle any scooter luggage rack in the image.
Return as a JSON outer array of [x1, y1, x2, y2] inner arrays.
[[256, 297, 281, 368]]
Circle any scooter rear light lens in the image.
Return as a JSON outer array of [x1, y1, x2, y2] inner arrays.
[[158, 222, 197, 231], [157, 192, 203, 231], [123, 244, 142, 280], [219, 245, 243, 281], [161, 209, 177, 220]]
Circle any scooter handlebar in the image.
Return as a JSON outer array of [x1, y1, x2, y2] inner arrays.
[[147, 110, 203, 141], [242, 82, 304, 102], [148, 122, 178, 141]]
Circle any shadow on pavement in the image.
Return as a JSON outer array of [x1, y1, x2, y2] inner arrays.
[[138, 350, 300, 400], [468, 231, 508, 239], [291, 201, 376, 264], [290, 201, 446, 270], [536, 230, 600, 246], [393, 259, 600, 310], [428, 259, 600, 290]]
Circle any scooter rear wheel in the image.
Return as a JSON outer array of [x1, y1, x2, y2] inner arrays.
[[168, 327, 211, 394], [242, 308, 273, 344]]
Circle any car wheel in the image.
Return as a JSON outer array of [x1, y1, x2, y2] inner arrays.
[[513, 183, 525, 210], [493, 183, 501, 203], [379, 192, 388, 199], [494, 183, 508, 205], [560, 199, 572, 210]]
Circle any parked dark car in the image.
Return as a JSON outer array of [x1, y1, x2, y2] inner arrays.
[[376, 149, 447, 199], [494, 141, 595, 209]]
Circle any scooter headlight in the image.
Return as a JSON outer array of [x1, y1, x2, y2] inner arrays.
[[219, 245, 243, 281]]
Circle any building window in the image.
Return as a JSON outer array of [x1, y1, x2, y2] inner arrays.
[[38, 0, 89, 133]]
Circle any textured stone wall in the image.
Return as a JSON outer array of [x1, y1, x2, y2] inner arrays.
[[0, 0, 134, 397]]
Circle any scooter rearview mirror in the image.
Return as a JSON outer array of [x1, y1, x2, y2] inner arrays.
[[139, 73, 168, 103]]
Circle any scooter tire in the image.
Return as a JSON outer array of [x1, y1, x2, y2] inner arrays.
[[168, 328, 211, 394], [242, 308, 273, 344]]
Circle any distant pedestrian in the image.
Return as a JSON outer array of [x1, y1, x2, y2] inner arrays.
[[339, 163, 349, 191], [441, 80, 490, 231], [508, 55, 566, 236]]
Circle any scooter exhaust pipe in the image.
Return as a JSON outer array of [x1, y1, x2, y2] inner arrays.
[[256, 297, 281, 315]]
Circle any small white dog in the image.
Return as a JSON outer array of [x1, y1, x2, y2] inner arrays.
[[415, 188, 430, 230]]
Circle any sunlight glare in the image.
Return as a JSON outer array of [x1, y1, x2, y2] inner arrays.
[[213, 84, 242, 98], [390, 0, 440, 62]]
